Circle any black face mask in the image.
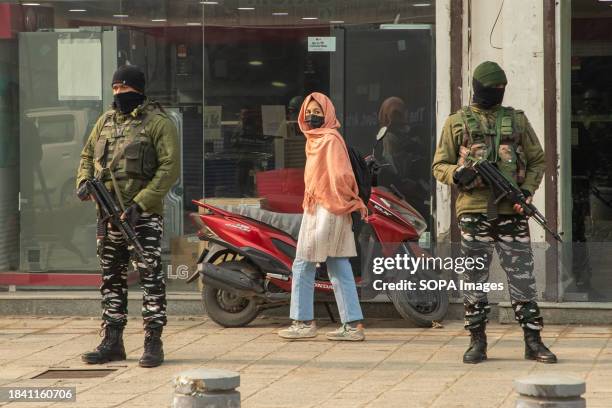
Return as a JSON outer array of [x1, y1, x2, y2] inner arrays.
[[305, 114, 325, 129], [472, 79, 505, 109], [113, 91, 145, 115]]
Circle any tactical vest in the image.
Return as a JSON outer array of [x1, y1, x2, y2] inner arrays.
[[93, 103, 162, 208], [457, 106, 526, 190]]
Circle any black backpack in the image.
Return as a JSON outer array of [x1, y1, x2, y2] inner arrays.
[[347, 146, 371, 206]]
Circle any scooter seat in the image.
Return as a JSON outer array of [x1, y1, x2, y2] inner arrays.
[[217, 205, 302, 240]]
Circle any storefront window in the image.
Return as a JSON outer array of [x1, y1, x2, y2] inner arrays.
[[1, 1, 206, 287], [0, 0, 436, 291], [202, 2, 435, 218], [567, 1, 612, 301]]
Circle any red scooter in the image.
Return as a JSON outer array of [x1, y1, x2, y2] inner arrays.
[[187, 129, 449, 327]]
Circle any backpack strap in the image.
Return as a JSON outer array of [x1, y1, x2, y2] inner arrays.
[[460, 107, 483, 146], [500, 107, 515, 136], [492, 107, 505, 163], [512, 108, 524, 143]]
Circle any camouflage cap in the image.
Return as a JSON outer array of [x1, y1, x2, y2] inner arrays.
[[473, 61, 507, 87]]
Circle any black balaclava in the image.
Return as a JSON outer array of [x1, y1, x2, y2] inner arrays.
[[472, 79, 505, 109], [471, 61, 507, 109], [114, 92, 145, 115], [112, 65, 146, 114]]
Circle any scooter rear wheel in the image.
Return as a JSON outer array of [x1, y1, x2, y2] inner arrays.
[[202, 261, 261, 328], [388, 283, 449, 328]]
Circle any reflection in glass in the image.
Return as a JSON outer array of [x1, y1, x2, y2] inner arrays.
[[567, 3, 612, 300], [0, 1, 437, 294]]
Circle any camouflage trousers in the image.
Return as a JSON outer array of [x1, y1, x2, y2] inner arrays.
[[459, 213, 543, 331], [97, 212, 166, 329]]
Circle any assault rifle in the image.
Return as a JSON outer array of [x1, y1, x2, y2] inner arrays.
[[471, 159, 563, 242], [85, 178, 154, 273]]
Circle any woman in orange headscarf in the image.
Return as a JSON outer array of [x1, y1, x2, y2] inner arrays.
[[378, 96, 407, 173], [278, 92, 367, 341]]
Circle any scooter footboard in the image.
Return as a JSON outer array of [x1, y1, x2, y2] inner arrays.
[[200, 263, 264, 296]]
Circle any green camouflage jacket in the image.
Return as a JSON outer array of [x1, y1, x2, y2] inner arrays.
[[432, 105, 545, 218], [76, 100, 180, 216]]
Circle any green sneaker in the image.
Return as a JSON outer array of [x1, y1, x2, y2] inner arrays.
[[278, 321, 317, 339], [326, 324, 365, 341]]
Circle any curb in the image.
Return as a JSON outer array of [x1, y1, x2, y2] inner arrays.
[[0, 291, 466, 322], [2, 292, 611, 324]]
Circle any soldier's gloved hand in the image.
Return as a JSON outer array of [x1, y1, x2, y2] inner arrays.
[[453, 166, 478, 187], [121, 203, 143, 226], [76, 180, 92, 201], [514, 189, 533, 215]]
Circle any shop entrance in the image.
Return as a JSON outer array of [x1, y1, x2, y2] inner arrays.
[[567, 1, 612, 300]]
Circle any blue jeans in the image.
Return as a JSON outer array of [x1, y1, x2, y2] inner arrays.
[[290, 257, 364, 324]]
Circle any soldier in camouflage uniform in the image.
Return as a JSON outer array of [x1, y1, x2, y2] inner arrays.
[[76, 65, 179, 368], [432, 61, 557, 364]]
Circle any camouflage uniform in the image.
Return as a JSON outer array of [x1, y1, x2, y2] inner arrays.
[[432, 98, 546, 332], [77, 100, 179, 330], [433, 61, 555, 363], [433, 103, 546, 331], [98, 213, 165, 328], [459, 214, 541, 330]]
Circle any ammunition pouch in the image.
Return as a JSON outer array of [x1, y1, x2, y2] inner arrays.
[[457, 106, 527, 199], [93, 108, 160, 185], [124, 139, 157, 181]]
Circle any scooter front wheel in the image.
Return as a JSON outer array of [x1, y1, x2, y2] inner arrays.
[[201, 261, 261, 327]]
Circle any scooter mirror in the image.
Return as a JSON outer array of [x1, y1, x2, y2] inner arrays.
[[376, 126, 388, 141]]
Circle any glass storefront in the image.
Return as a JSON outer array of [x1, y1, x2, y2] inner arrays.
[[564, 0, 612, 301], [0, 1, 436, 291]]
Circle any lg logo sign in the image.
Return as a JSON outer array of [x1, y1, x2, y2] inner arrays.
[[167, 264, 190, 280]]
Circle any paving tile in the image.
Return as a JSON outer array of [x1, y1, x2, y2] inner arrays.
[[0, 317, 606, 408]]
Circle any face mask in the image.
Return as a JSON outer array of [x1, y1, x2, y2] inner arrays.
[[305, 114, 324, 129], [472, 79, 505, 109], [113, 91, 145, 115]]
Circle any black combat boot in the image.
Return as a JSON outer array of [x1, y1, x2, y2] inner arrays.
[[139, 326, 164, 368], [82, 325, 126, 364], [463, 324, 487, 364], [524, 327, 557, 363]]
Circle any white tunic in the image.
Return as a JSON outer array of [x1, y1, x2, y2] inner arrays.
[[295, 204, 356, 262]]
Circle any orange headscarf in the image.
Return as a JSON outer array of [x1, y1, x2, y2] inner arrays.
[[378, 96, 406, 127], [298, 92, 367, 217]]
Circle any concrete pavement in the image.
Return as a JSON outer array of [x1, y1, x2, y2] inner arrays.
[[0, 316, 611, 408]]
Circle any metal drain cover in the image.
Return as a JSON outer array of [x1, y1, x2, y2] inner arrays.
[[33, 369, 117, 379]]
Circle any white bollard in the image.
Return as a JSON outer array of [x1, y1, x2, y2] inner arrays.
[[172, 368, 240, 408], [514, 375, 586, 408]]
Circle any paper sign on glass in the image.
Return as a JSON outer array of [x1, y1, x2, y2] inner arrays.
[[204, 106, 222, 140], [261, 105, 286, 138], [308, 37, 336, 52], [58, 38, 102, 100]]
